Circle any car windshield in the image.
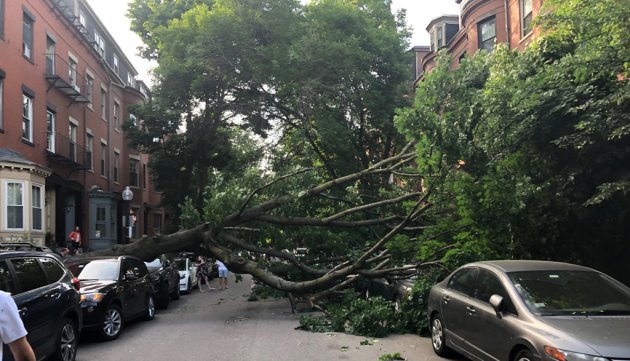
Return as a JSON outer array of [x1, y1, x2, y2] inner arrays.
[[508, 270, 630, 316], [175, 259, 187, 271], [77, 261, 120, 281], [145, 259, 162, 271]]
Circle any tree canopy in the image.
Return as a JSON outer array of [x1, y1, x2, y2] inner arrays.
[[94, 0, 630, 308]]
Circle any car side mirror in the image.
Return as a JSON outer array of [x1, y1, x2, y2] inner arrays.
[[489, 294, 504, 319]]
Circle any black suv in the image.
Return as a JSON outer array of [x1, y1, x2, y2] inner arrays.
[[0, 247, 82, 361], [144, 255, 180, 309], [65, 256, 155, 341]]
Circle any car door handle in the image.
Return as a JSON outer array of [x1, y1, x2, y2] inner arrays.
[[466, 306, 476, 315], [442, 295, 450, 304], [18, 307, 27, 317]]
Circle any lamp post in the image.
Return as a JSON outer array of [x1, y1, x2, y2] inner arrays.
[[122, 186, 134, 243]]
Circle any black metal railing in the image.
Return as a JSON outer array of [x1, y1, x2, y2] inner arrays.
[[44, 53, 91, 103], [44, 132, 90, 170]]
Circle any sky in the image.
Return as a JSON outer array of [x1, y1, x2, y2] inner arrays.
[[86, 0, 461, 85]]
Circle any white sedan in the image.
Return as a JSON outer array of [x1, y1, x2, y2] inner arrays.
[[174, 257, 197, 294]]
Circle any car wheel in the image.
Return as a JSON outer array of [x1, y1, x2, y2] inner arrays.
[[143, 295, 156, 321], [186, 279, 192, 294], [514, 349, 536, 361], [171, 283, 180, 300], [50, 318, 78, 361], [100, 305, 123, 341], [431, 314, 454, 357]]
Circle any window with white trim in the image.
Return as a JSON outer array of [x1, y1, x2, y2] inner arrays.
[[22, 12, 34, 60], [521, 0, 533, 37], [113, 54, 119, 74], [114, 151, 120, 183], [129, 159, 139, 187], [100, 87, 106, 119], [46, 36, 55, 75], [69, 121, 78, 162], [100, 142, 107, 177], [68, 56, 77, 88], [113, 101, 120, 129], [86, 134, 94, 171], [85, 73, 93, 104], [31, 184, 43, 230], [22, 93, 33, 142], [94, 32, 105, 57], [5, 181, 24, 230], [46, 109, 55, 152], [478, 16, 496, 52]]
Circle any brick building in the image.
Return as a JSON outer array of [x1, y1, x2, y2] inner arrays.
[[413, 0, 544, 85], [0, 0, 163, 250]]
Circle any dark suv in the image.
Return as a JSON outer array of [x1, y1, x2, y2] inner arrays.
[[0, 247, 82, 361], [145, 255, 180, 309], [65, 256, 155, 341]]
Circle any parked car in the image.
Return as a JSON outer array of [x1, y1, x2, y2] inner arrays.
[[174, 257, 197, 294], [65, 256, 155, 341], [145, 255, 180, 309], [428, 260, 630, 361], [356, 275, 416, 311], [0, 247, 82, 361]]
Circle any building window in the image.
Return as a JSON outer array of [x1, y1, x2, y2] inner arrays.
[[521, 0, 533, 37], [95, 206, 107, 238], [113, 54, 119, 74], [46, 36, 56, 75], [31, 185, 43, 231], [0, 76, 4, 130], [100, 88, 106, 119], [113, 101, 120, 129], [1, 0, 5, 38], [478, 16, 496, 52], [69, 122, 78, 162], [94, 32, 105, 57], [153, 214, 162, 235], [46, 109, 55, 152], [143, 163, 147, 189], [85, 74, 93, 104], [437, 26, 443, 48], [127, 73, 134, 87], [429, 29, 435, 52], [22, 12, 34, 60], [100, 142, 107, 177], [86, 134, 94, 171], [114, 152, 120, 183], [5, 181, 24, 230], [22, 93, 33, 142], [68, 57, 77, 88], [129, 159, 139, 187], [79, 11, 86, 28], [459, 52, 467, 64]]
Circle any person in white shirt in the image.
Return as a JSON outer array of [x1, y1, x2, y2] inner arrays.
[[0, 290, 36, 361]]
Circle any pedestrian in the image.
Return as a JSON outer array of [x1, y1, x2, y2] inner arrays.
[[215, 259, 229, 290], [0, 291, 36, 361], [68, 226, 81, 255], [195, 256, 214, 292]]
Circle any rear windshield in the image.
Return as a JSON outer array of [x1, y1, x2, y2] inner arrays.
[[77, 261, 120, 281], [508, 270, 630, 316]]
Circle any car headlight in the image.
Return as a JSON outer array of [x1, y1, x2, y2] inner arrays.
[[545, 346, 610, 361], [81, 292, 105, 303]]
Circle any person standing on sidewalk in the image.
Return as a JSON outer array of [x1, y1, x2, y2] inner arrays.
[[195, 256, 214, 292], [68, 226, 82, 255], [215, 259, 229, 290], [0, 291, 36, 361]]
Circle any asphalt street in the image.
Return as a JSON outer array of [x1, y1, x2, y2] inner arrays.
[[75, 274, 450, 361]]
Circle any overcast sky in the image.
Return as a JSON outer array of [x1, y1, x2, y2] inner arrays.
[[85, 0, 461, 84]]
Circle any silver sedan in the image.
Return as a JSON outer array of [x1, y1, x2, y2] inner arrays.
[[428, 260, 630, 361]]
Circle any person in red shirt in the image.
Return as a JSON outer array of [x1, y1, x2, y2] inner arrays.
[[68, 226, 82, 255]]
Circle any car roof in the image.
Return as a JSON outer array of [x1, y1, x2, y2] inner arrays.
[[467, 260, 596, 273], [0, 249, 63, 260]]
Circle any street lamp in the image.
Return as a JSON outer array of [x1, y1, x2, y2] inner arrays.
[[122, 186, 134, 242]]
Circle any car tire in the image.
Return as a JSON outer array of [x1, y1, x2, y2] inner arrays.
[[157, 282, 170, 309], [50, 317, 78, 361], [99, 305, 123, 341], [143, 295, 156, 321], [514, 349, 536, 361], [431, 314, 454, 357], [171, 283, 180, 300]]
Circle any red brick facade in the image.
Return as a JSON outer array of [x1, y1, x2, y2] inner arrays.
[[414, 0, 544, 85], [0, 0, 163, 249]]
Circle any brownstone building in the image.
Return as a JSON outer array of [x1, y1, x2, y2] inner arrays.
[[0, 0, 163, 250], [413, 0, 544, 85]]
